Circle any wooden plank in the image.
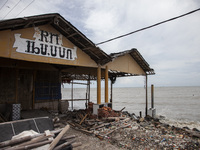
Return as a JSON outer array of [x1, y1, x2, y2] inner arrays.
[[0, 136, 32, 148], [79, 114, 88, 125], [71, 142, 82, 148], [11, 134, 53, 148], [61, 135, 76, 141], [54, 139, 76, 150], [0, 128, 62, 148], [48, 125, 70, 150], [7, 139, 52, 150], [91, 123, 111, 130]]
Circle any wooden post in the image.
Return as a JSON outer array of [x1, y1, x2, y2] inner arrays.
[[86, 75, 91, 108], [110, 80, 113, 108], [71, 80, 73, 110], [105, 66, 108, 103], [88, 74, 90, 102], [139, 111, 142, 118], [151, 84, 154, 108], [97, 65, 101, 104], [145, 75, 148, 117], [86, 92, 88, 109]]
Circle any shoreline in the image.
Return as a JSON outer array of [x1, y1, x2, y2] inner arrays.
[[65, 104, 200, 131], [62, 86, 200, 127], [159, 116, 200, 131]]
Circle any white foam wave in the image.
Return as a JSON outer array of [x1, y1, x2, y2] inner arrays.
[[157, 115, 200, 130]]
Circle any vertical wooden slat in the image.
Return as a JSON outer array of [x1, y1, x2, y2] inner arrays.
[[88, 74, 90, 102], [71, 80, 73, 110], [105, 66, 109, 103]]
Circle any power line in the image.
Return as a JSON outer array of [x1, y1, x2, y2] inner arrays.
[[15, 0, 35, 18], [0, 0, 9, 11], [96, 7, 200, 45], [2, 0, 22, 20]]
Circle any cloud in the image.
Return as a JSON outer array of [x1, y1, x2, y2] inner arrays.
[[0, 0, 200, 87]]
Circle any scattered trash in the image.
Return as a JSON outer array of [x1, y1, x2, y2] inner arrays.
[[54, 107, 200, 149], [0, 107, 199, 149]]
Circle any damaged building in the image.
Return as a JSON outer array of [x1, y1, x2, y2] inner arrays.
[[0, 13, 154, 121]]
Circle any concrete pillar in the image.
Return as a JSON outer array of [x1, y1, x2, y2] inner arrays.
[[105, 66, 108, 103]]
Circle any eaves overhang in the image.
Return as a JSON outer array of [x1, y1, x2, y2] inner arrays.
[[0, 13, 111, 65]]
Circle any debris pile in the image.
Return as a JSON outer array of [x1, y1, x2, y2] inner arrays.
[[56, 108, 200, 149], [106, 117, 200, 149], [0, 107, 199, 149]]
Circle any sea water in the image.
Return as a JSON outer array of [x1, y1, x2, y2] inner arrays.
[[61, 86, 200, 130]]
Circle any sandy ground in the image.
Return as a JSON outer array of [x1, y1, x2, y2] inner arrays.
[[21, 110, 119, 149], [66, 128, 121, 150]]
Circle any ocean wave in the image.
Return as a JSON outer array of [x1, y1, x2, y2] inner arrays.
[[157, 115, 200, 130]]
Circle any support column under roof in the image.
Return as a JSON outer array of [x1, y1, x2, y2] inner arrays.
[[105, 66, 109, 103], [97, 65, 101, 104]]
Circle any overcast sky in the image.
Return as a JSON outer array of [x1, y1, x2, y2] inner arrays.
[[0, 0, 200, 87]]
